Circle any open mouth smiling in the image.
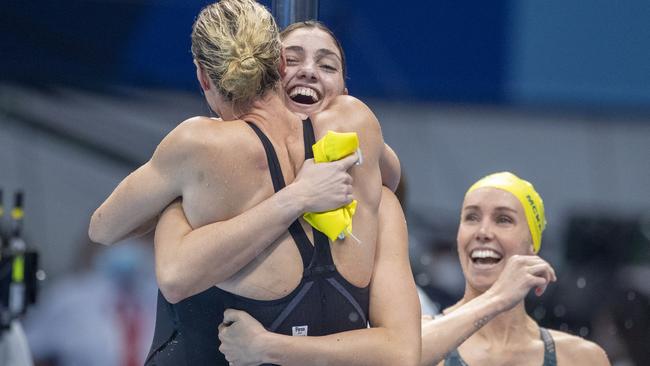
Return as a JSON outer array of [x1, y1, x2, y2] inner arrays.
[[470, 248, 503, 267], [288, 86, 320, 105]]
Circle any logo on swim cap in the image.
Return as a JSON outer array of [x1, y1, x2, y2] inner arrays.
[[526, 195, 542, 232]]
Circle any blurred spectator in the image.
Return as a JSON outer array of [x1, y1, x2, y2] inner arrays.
[[22, 236, 157, 366]]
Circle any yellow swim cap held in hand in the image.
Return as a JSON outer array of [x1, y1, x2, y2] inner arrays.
[[303, 131, 360, 242], [466, 172, 546, 253]]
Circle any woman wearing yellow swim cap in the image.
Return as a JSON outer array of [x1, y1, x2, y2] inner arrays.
[[420, 172, 610, 366]]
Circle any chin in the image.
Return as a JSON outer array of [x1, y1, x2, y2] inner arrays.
[[466, 273, 498, 294]]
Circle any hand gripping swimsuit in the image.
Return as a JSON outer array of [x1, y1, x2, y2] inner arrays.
[[145, 119, 370, 365]]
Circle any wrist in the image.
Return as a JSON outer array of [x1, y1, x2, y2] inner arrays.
[[280, 183, 307, 214], [482, 289, 508, 314], [257, 331, 285, 364]]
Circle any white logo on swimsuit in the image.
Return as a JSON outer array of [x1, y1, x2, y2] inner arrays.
[[292, 325, 308, 336]]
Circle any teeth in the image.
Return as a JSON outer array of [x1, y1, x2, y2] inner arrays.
[[471, 249, 502, 259], [289, 86, 319, 102]]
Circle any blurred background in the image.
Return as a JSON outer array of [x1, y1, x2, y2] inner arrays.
[[1, 0, 649, 365]]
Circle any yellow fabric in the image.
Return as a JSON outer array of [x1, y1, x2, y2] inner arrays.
[[466, 172, 546, 253], [11, 207, 24, 220], [303, 131, 359, 242]]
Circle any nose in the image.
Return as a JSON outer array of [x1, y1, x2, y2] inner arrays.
[[296, 62, 317, 82], [476, 221, 494, 242]]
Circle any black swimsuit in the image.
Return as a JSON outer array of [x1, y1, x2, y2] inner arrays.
[[145, 119, 370, 366], [444, 327, 557, 366]]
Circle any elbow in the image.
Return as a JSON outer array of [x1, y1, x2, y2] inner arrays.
[[89, 211, 115, 245], [396, 348, 420, 366], [380, 337, 420, 366], [157, 267, 190, 304], [381, 351, 418, 366]]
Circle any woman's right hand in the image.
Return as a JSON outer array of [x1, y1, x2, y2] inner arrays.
[[289, 153, 360, 213], [486, 255, 557, 312]]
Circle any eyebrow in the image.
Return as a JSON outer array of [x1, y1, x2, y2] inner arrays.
[[315, 48, 342, 63], [284, 45, 305, 54], [284, 45, 341, 63]]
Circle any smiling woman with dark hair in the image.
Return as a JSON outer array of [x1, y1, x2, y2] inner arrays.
[[89, 1, 420, 365]]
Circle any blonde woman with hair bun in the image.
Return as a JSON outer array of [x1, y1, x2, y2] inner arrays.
[[90, 1, 420, 365]]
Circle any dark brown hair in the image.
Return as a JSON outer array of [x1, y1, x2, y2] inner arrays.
[[280, 20, 347, 81]]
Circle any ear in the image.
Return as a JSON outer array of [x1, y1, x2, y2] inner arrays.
[[194, 60, 211, 91], [279, 48, 287, 78]]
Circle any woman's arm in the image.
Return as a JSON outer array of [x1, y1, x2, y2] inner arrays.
[[380, 143, 401, 192], [153, 154, 361, 303], [420, 255, 557, 365], [218, 187, 421, 366], [89, 116, 358, 248], [88, 121, 195, 245]]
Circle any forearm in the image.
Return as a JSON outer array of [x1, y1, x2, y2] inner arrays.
[[262, 327, 419, 366], [420, 293, 505, 366], [90, 168, 170, 245], [156, 185, 305, 303]]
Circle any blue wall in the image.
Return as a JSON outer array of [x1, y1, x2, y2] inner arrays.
[[2, 0, 649, 108]]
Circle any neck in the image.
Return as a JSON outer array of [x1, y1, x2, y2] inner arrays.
[[238, 90, 300, 137]]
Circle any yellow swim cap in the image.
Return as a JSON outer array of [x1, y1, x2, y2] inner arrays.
[[466, 172, 546, 253]]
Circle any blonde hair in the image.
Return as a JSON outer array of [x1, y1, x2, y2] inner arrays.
[[191, 0, 281, 109]]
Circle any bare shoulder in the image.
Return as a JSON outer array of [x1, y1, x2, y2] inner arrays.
[[550, 329, 611, 366], [153, 116, 256, 166], [315, 95, 381, 134]]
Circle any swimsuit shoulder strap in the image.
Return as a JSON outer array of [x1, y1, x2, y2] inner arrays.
[[444, 348, 470, 366], [540, 327, 557, 366], [301, 118, 336, 271], [246, 121, 312, 267]]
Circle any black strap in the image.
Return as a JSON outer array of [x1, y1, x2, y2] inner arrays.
[[303, 118, 316, 159], [301, 119, 337, 270], [540, 327, 557, 366], [246, 122, 313, 268]]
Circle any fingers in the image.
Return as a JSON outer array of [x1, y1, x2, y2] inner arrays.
[[510, 255, 556, 281], [338, 152, 360, 170], [223, 308, 241, 324], [527, 274, 548, 296]]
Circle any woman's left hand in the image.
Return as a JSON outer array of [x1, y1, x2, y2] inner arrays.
[[218, 309, 268, 366]]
